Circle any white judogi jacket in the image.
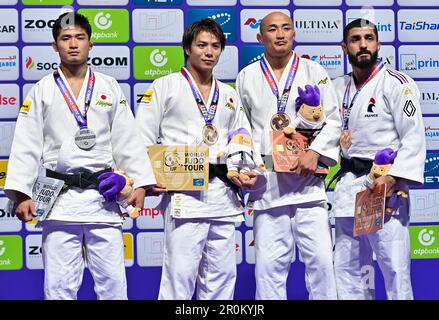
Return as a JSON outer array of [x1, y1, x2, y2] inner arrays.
[[5, 67, 156, 223], [236, 54, 342, 210], [332, 65, 426, 217], [135, 69, 251, 220]]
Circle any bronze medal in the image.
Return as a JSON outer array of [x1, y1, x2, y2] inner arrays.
[[270, 113, 291, 131]]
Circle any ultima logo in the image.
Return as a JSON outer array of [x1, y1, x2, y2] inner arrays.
[[138, 208, 163, 218], [295, 20, 340, 30]]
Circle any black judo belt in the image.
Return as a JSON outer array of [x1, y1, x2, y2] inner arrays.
[[46, 167, 112, 190], [208, 164, 244, 201], [325, 157, 373, 191]]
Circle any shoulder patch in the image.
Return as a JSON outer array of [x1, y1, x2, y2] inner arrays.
[[318, 77, 328, 85], [20, 100, 31, 114], [404, 87, 413, 96], [141, 90, 153, 104], [225, 95, 236, 110], [403, 100, 416, 117]]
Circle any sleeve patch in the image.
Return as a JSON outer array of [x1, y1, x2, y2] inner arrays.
[[318, 77, 328, 85], [404, 87, 413, 96], [141, 90, 154, 104], [403, 100, 416, 117], [19, 100, 32, 114]]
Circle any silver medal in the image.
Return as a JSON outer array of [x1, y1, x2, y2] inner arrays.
[[74, 128, 96, 150], [202, 124, 219, 145]]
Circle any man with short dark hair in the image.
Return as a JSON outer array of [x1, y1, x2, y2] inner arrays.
[[4, 12, 156, 300], [136, 18, 258, 300], [236, 11, 341, 300], [332, 18, 426, 300]]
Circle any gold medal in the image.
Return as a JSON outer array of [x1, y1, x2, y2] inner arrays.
[[340, 130, 352, 150], [270, 113, 291, 131], [202, 124, 219, 145]]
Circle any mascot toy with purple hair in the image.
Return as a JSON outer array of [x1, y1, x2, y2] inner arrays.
[[365, 148, 409, 213], [217, 128, 265, 181], [283, 84, 325, 137], [98, 170, 141, 218]]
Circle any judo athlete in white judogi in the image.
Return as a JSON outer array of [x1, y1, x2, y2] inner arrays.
[[4, 13, 156, 300], [136, 19, 259, 300], [331, 19, 426, 300], [236, 12, 341, 300]]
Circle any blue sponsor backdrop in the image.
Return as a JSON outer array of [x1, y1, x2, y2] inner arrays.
[[1, 0, 439, 300]]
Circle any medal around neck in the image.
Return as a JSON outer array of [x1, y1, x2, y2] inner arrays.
[[75, 128, 96, 150], [202, 124, 218, 145], [271, 113, 291, 131]]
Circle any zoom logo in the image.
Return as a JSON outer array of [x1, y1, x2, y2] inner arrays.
[[150, 49, 168, 67], [94, 12, 112, 30], [419, 229, 435, 246]]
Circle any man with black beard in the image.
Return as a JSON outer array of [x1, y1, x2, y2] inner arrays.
[[331, 19, 425, 299]]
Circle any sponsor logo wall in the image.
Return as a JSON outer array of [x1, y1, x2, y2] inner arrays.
[[1, 0, 439, 300]]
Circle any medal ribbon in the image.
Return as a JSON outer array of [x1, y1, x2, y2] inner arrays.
[[181, 67, 219, 126], [260, 52, 299, 115], [54, 67, 95, 129], [342, 59, 384, 130]]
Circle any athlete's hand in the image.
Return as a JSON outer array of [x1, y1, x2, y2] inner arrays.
[[290, 149, 320, 177], [231, 171, 258, 189], [15, 198, 37, 222], [145, 183, 167, 196], [126, 187, 146, 209], [371, 175, 397, 198]]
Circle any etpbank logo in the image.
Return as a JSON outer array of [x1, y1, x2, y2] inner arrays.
[[424, 152, 439, 186], [133, 46, 184, 80], [78, 9, 129, 43], [187, 9, 236, 42], [240, 45, 265, 69]]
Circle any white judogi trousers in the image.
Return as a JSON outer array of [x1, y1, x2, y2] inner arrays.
[[253, 201, 337, 300], [334, 199, 413, 300], [158, 216, 237, 300], [42, 222, 127, 300]]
